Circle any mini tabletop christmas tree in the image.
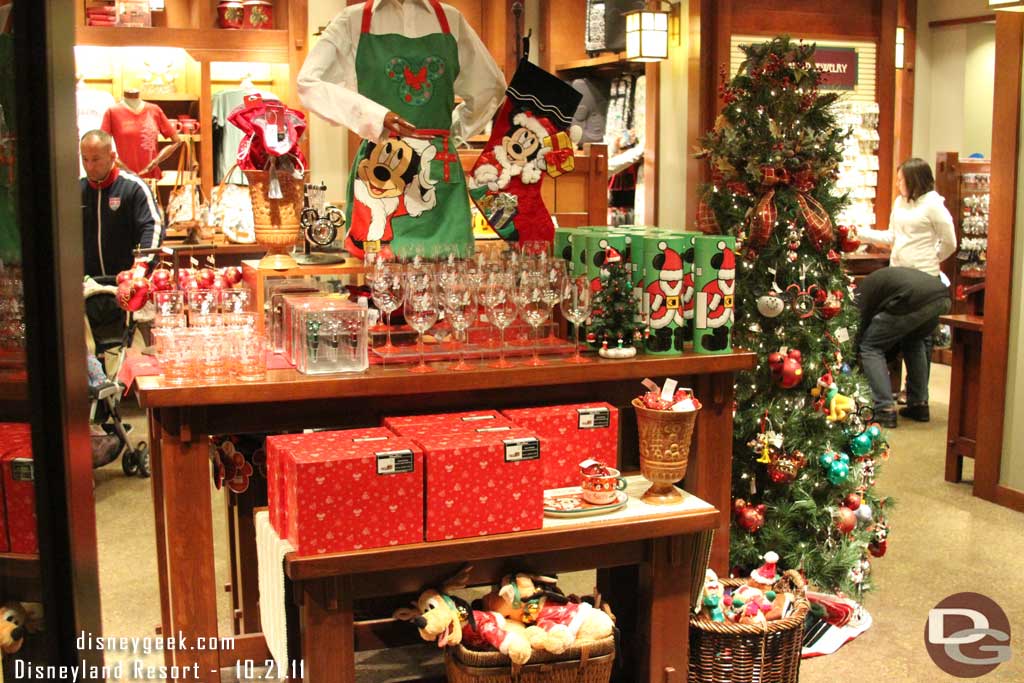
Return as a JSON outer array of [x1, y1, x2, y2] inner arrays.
[[588, 250, 643, 358], [697, 36, 892, 598]]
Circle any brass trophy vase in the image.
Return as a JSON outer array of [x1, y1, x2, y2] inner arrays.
[[632, 398, 700, 504], [243, 168, 308, 270]]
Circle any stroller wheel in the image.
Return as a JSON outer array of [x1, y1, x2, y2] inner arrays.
[[122, 450, 139, 476], [135, 443, 151, 478]]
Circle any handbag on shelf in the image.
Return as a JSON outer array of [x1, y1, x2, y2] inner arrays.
[[166, 139, 213, 242], [210, 163, 256, 244]]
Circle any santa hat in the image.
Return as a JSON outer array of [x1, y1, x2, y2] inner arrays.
[[513, 111, 551, 143], [749, 551, 779, 586], [658, 241, 683, 281], [717, 240, 736, 281]]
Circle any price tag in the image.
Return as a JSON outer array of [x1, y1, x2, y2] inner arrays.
[[577, 407, 611, 429], [205, 254, 216, 267], [161, 246, 174, 256], [641, 378, 660, 393], [461, 415, 496, 422], [503, 438, 540, 462], [189, 256, 199, 268], [376, 450, 415, 475], [660, 378, 678, 403], [476, 426, 512, 432], [11, 459, 33, 482], [835, 328, 850, 343], [352, 436, 388, 443]]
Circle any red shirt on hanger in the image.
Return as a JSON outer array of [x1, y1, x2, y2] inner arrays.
[[101, 102, 176, 179]]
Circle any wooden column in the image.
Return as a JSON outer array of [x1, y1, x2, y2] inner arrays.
[[644, 62, 660, 225], [976, 12, 1024, 502], [199, 60, 213, 203], [893, 0, 916, 168], [876, 0, 898, 228]]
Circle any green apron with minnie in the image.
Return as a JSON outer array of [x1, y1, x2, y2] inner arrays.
[[344, 0, 472, 259]]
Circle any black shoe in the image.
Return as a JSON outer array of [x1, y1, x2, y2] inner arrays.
[[899, 403, 930, 422], [875, 409, 898, 428]]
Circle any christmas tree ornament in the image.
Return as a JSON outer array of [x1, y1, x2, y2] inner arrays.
[[819, 290, 843, 319], [842, 492, 862, 510], [854, 502, 873, 523], [786, 266, 819, 318], [837, 225, 860, 252], [867, 424, 882, 440], [767, 449, 806, 484], [834, 507, 856, 534], [768, 349, 803, 388], [868, 521, 889, 557], [748, 411, 782, 464], [748, 551, 780, 587], [850, 431, 873, 456], [757, 292, 786, 318], [812, 368, 857, 422], [869, 539, 888, 558], [734, 499, 767, 533], [819, 449, 850, 484]]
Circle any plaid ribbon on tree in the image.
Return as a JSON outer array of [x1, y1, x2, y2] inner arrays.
[[745, 166, 835, 253], [697, 198, 720, 234]]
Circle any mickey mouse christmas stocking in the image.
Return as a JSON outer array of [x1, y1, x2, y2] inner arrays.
[[469, 54, 582, 246]]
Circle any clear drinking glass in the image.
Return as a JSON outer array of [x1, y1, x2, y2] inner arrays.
[[560, 274, 593, 364], [153, 290, 185, 319], [541, 260, 566, 344], [197, 329, 231, 383], [442, 281, 478, 371], [156, 327, 197, 385], [186, 288, 220, 321], [519, 272, 550, 367], [405, 270, 439, 374], [233, 330, 267, 382], [221, 286, 252, 314], [483, 273, 518, 369], [370, 262, 405, 354]]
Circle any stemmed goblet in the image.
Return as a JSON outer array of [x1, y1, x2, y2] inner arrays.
[[560, 274, 593, 364]]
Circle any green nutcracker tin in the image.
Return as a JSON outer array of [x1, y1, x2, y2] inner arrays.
[[693, 235, 737, 354], [642, 233, 688, 355]]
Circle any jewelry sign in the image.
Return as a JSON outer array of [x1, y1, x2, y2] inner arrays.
[[812, 47, 858, 91]]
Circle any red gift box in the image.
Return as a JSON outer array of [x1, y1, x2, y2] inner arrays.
[[413, 428, 543, 542], [268, 430, 421, 555], [501, 403, 619, 490], [266, 427, 397, 537], [0, 423, 31, 553], [384, 410, 509, 436]]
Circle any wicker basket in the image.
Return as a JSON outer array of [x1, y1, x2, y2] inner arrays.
[[446, 635, 615, 683], [689, 571, 809, 683], [243, 168, 307, 270], [632, 398, 700, 504]]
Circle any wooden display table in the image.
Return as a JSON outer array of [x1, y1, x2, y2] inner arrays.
[[133, 351, 755, 682], [283, 478, 717, 683], [940, 314, 984, 483]]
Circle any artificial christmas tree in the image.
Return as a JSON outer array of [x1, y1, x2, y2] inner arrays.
[[696, 36, 892, 597], [587, 249, 643, 358]]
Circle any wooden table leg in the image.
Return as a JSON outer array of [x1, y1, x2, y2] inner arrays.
[[946, 328, 966, 482], [688, 373, 734, 574], [148, 409, 172, 666], [301, 576, 355, 683], [155, 408, 221, 682], [640, 535, 693, 683]]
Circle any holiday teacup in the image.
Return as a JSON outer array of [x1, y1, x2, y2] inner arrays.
[[580, 461, 626, 505]]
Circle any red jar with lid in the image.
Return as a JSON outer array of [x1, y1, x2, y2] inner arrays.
[[243, 0, 273, 29], [217, 1, 244, 29]]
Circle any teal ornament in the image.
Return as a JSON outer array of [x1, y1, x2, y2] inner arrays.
[[867, 425, 882, 440], [851, 432, 873, 456], [827, 459, 850, 485]]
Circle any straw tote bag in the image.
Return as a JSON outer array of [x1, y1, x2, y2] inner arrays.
[[166, 139, 211, 239]]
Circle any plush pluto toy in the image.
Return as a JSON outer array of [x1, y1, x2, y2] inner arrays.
[[393, 566, 533, 665]]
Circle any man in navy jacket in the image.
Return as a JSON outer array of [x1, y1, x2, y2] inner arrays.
[[80, 129, 162, 277]]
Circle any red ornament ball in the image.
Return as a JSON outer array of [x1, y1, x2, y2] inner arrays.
[[843, 493, 862, 510], [835, 507, 857, 534], [869, 540, 888, 558], [734, 498, 767, 533]]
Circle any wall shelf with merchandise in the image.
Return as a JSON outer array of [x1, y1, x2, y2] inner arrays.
[[935, 151, 989, 316]]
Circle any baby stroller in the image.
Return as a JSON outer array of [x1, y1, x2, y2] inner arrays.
[[84, 276, 150, 477]]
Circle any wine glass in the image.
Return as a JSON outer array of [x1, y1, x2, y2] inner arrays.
[[540, 260, 566, 344], [371, 261, 405, 354], [560, 274, 593, 364], [442, 281, 478, 371], [518, 272, 550, 366], [482, 273, 518, 369], [405, 270, 439, 374]]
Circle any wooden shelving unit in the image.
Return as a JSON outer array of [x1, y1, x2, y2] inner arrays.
[[0, 551, 41, 603], [75, 0, 308, 202], [554, 52, 645, 77], [935, 151, 990, 316]]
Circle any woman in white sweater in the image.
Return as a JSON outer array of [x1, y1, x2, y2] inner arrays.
[[859, 158, 957, 276], [857, 158, 957, 426]]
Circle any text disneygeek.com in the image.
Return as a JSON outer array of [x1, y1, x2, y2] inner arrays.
[[10, 631, 237, 681]]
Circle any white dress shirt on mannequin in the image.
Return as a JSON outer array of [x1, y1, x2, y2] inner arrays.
[[297, 0, 505, 144]]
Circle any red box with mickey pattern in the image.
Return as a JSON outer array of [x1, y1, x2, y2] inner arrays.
[[383, 410, 509, 435], [0, 423, 32, 553], [413, 428, 544, 542], [501, 403, 619, 490], [265, 427, 398, 539]]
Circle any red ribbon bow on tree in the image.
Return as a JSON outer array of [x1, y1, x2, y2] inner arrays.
[[748, 164, 834, 253]]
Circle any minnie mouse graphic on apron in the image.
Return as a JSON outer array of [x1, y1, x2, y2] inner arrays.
[[344, 0, 472, 259]]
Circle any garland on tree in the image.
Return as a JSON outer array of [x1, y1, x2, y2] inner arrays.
[[696, 36, 893, 598]]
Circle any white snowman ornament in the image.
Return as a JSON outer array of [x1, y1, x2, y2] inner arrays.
[[757, 293, 785, 318]]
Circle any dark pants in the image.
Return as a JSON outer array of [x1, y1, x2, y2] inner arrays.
[[859, 297, 951, 411]]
